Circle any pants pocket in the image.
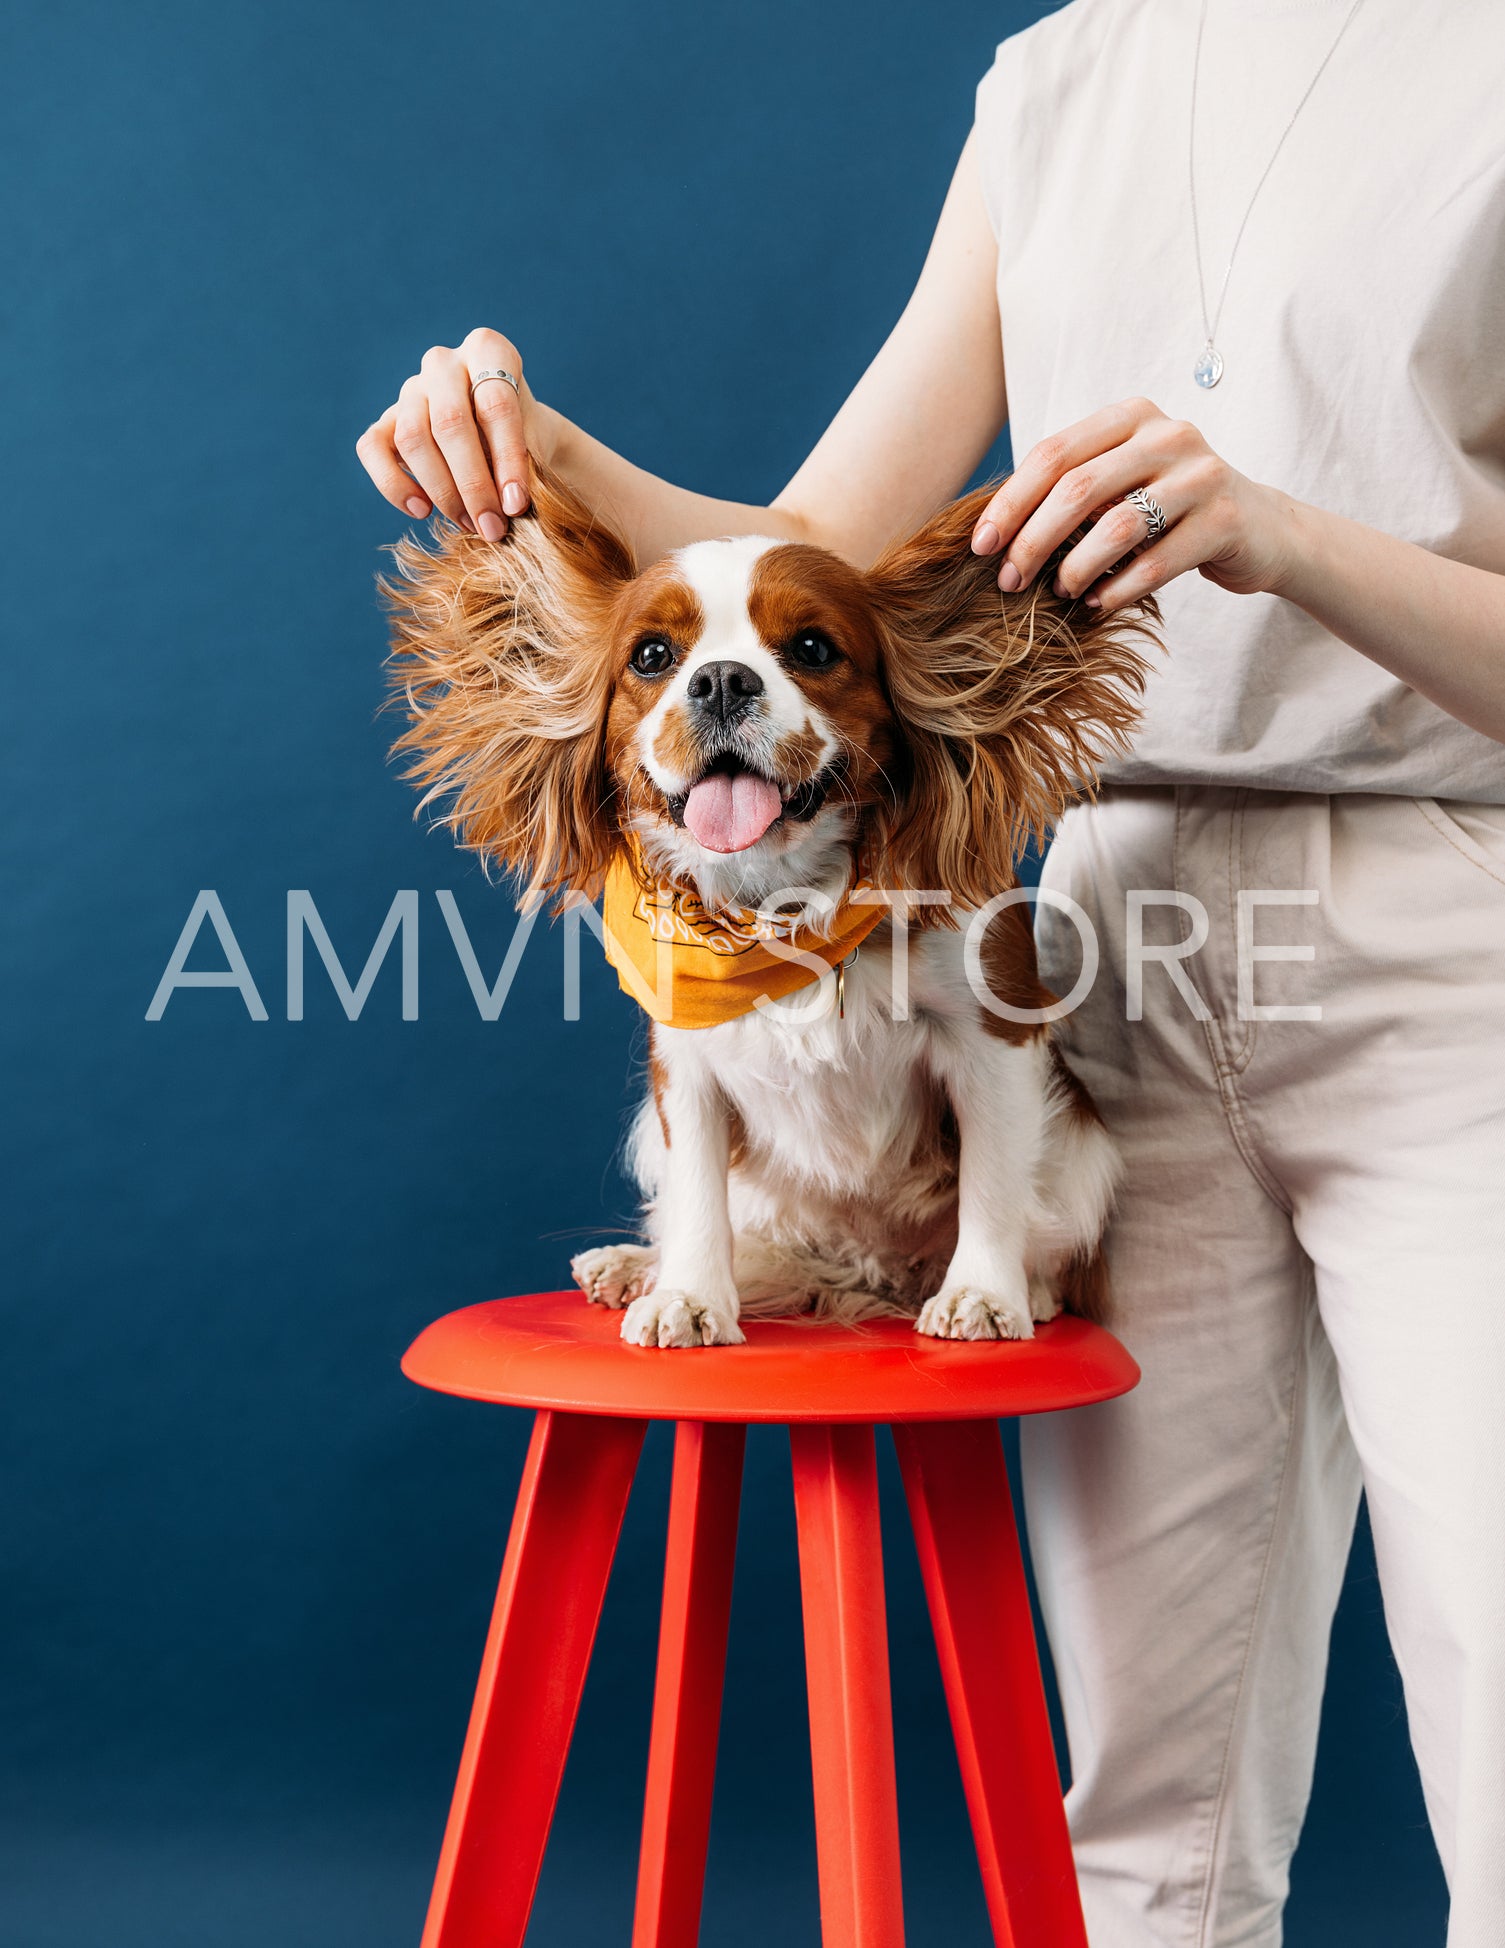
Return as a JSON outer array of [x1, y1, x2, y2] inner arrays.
[[1411, 797, 1505, 892]]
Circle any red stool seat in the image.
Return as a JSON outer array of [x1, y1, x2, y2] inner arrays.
[[402, 1291, 1140, 1948]]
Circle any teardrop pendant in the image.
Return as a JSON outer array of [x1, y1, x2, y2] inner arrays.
[[1193, 342, 1224, 389]]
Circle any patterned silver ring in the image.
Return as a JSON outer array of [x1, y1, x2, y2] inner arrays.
[[1123, 487, 1168, 542], [469, 368, 521, 402]]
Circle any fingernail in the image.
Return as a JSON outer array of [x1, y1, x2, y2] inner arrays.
[[405, 496, 431, 518], [998, 560, 1022, 592], [1052, 575, 1068, 598], [1085, 593, 1103, 610], [972, 520, 1001, 555], [478, 511, 506, 542], [501, 480, 529, 516], [458, 513, 476, 534]]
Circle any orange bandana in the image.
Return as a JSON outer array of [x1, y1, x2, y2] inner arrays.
[[600, 838, 885, 1030]]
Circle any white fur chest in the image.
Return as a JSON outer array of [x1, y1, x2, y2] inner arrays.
[[636, 928, 984, 1210]]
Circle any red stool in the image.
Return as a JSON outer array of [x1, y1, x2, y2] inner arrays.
[[402, 1291, 1139, 1948]]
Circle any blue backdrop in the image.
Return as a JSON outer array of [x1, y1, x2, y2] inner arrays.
[[2, 3, 1446, 1943]]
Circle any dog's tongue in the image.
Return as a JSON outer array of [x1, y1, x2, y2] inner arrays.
[[683, 771, 783, 852]]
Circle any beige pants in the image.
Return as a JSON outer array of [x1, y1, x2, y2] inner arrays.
[[1031, 787, 1505, 1948]]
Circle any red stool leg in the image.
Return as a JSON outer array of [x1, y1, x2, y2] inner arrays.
[[420, 1408, 647, 1948], [632, 1420, 747, 1948], [892, 1419, 1087, 1948], [789, 1423, 906, 1948]]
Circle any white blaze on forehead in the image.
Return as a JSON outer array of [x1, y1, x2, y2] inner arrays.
[[672, 535, 784, 679], [637, 534, 838, 791]]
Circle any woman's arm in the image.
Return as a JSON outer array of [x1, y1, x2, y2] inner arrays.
[[1267, 501, 1505, 746], [358, 131, 1007, 569], [968, 397, 1505, 745]]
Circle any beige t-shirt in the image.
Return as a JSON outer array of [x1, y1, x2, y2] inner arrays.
[[973, 0, 1505, 800]]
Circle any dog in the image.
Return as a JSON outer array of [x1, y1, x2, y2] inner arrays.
[[380, 466, 1154, 1348]]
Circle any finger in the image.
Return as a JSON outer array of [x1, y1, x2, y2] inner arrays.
[[1083, 511, 1223, 613], [461, 329, 534, 517], [355, 406, 433, 518], [421, 346, 509, 540], [995, 435, 1170, 593], [469, 372, 532, 518], [969, 395, 1158, 556], [393, 377, 470, 529], [1051, 471, 1197, 598]]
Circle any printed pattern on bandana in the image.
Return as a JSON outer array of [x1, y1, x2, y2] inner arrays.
[[600, 836, 885, 1030]]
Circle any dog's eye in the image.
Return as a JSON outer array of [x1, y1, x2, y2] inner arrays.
[[630, 638, 675, 676], [788, 631, 839, 669]]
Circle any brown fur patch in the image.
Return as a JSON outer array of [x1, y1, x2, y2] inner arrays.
[[747, 542, 901, 812], [608, 564, 709, 787], [1056, 1242, 1109, 1324], [617, 569, 706, 656], [1048, 1041, 1105, 1128], [975, 897, 1056, 1045], [725, 1097, 749, 1172], [647, 705, 710, 783], [1046, 1044, 1111, 1321], [748, 543, 886, 676], [766, 721, 829, 783]]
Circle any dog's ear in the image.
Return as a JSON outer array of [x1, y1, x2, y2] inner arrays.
[[863, 480, 1158, 909], [379, 464, 636, 911]]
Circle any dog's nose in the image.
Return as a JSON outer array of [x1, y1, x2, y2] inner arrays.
[[686, 660, 764, 723]]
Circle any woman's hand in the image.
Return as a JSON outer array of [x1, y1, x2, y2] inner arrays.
[[356, 328, 550, 539], [969, 396, 1297, 613]]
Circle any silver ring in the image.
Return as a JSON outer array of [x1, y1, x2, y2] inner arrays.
[[1123, 487, 1168, 542], [469, 368, 520, 402]]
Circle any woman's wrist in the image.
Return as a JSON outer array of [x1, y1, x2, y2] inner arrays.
[[1257, 489, 1324, 604], [524, 396, 568, 473]]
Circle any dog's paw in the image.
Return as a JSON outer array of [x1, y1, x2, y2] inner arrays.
[[916, 1283, 1034, 1342], [1027, 1269, 1063, 1325], [571, 1243, 657, 1310], [620, 1289, 745, 1349]]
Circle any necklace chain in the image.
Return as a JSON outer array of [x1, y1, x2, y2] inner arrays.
[[1188, 0, 1365, 385]]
